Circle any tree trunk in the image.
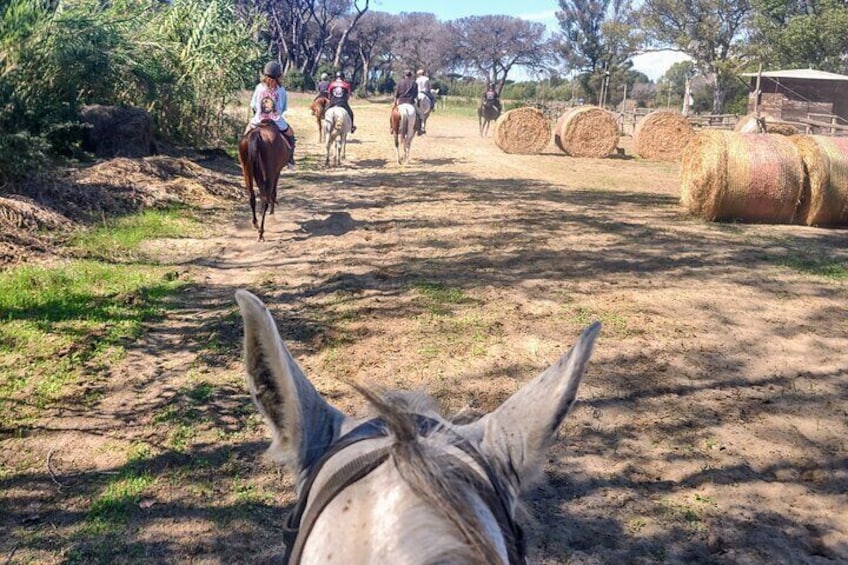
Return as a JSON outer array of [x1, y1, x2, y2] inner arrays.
[[333, 0, 369, 67], [712, 72, 725, 114], [359, 45, 371, 96]]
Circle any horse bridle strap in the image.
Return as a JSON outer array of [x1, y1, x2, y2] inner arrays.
[[281, 416, 526, 565]]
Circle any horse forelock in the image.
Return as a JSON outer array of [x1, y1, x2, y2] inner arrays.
[[345, 383, 511, 564]]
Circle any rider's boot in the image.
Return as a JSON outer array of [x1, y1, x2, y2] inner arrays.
[[284, 131, 296, 171], [351, 122, 357, 134]]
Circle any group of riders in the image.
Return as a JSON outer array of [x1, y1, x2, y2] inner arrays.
[[245, 60, 502, 169]]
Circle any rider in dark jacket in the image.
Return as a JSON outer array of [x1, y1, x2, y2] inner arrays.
[[395, 70, 418, 105], [394, 70, 421, 134], [482, 82, 502, 112], [327, 71, 356, 133]]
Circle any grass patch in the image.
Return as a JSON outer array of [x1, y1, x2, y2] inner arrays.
[[413, 281, 468, 316], [569, 305, 629, 337], [70, 207, 205, 261], [776, 255, 848, 280], [0, 259, 186, 425], [437, 96, 480, 119]]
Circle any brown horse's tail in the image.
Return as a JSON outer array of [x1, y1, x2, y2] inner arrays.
[[248, 132, 266, 188]]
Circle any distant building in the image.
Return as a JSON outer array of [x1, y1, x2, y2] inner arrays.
[[741, 69, 848, 125]]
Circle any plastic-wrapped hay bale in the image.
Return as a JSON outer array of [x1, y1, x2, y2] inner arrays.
[[790, 135, 848, 226], [493, 107, 551, 154], [734, 114, 799, 136], [633, 111, 695, 161], [554, 106, 619, 158], [680, 130, 804, 223]]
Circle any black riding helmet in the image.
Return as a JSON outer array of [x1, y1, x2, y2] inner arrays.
[[335, 71, 345, 80], [264, 61, 282, 79]]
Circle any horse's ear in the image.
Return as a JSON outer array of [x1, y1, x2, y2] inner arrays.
[[236, 290, 348, 475], [459, 323, 601, 492]]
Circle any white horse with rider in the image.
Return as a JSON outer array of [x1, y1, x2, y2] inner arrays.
[[323, 105, 351, 167], [392, 102, 418, 165]]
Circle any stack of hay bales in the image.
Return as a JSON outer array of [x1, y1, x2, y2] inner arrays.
[[493, 107, 551, 154], [680, 130, 804, 223], [553, 106, 619, 158], [735, 114, 799, 136], [633, 111, 695, 161], [790, 135, 848, 226]]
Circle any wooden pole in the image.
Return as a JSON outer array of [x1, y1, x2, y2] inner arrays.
[[754, 63, 762, 116]]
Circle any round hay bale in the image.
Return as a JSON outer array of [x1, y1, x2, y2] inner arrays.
[[633, 111, 695, 161], [764, 123, 799, 136], [790, 135, 848, 226], [80, 104, 157, 157], [554, 106, 619, 158], [734, 114, 799, 136], [493, 107, 551, 154], [680, 130, 804, 223]]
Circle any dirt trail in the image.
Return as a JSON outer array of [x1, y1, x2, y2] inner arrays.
[[2, 93, 847, 564]]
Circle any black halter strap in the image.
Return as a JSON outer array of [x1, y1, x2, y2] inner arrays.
[[281, 415, 526, 565]]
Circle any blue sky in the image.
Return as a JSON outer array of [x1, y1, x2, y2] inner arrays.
[[371, 0, 690, 81]]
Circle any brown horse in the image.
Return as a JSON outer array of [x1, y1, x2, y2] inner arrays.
[[478, 101, 501, 137], [310, 96, 329, 142], [237, 121, 291, 242]]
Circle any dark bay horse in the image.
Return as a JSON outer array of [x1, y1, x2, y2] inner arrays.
[[478, 101, 501, 137], [237, 121, 291, 242], [310, 97, 329, 142]]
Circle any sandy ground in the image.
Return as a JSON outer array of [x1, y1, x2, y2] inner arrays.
[[1, 93, 847, 564]]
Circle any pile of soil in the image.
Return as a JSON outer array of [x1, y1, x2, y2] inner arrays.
[[0, 153, 242, 268]]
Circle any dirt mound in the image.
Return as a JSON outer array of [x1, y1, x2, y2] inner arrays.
[[0, 195, 73, 265], [0, 154, 242, 267]]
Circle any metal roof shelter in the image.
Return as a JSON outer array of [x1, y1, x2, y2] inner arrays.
[[741, 69, 848, 81], [742, 68, 848, 129]]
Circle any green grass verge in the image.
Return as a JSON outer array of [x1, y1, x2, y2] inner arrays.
[[0, 260, 186, 427], [777, 255, 848, 280], [69, 207, 205, 260]]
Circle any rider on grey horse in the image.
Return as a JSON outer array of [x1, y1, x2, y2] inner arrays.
[[416, 69, 436, 113]]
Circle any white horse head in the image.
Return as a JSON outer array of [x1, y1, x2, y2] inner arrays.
[[236, 290, 601, 564], [394, 103, 418, 165], [323, 106, 351, 167]]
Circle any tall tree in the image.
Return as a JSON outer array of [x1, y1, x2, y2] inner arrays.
[[389, 12, 452, 75], [556, 0, 641, 104], [348, 10, 394, 92], [449, 15, 551, 93], [244, 0, 370, 78], [750, 0, 848, 73], [332, 0, 368, 66], [640, 0, 751, 113]]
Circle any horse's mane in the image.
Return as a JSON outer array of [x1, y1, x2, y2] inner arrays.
[[350, 383, 507, 565]]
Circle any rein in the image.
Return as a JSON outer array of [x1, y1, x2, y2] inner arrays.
[[282, 415, 526, 565]]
